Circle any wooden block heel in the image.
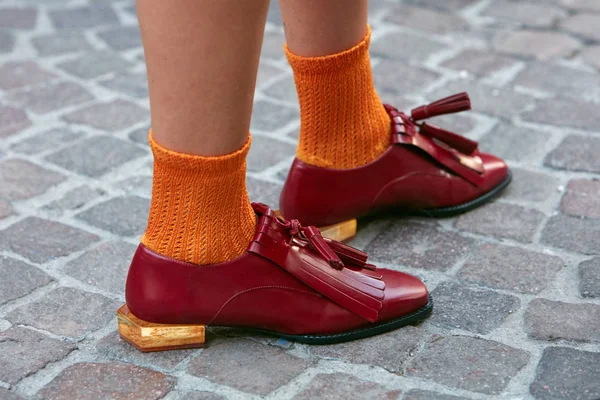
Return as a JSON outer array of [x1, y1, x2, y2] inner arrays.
[[117, 305, 206, 352]]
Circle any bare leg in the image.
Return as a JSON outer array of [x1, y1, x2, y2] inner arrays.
[[138, 0, 269, 156], [136, 0, 269, 265], [279, 0, 368, 57]]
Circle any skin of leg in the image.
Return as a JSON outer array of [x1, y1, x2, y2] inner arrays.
[[278, 0, 368, 56], [137, 0, 270, 156]]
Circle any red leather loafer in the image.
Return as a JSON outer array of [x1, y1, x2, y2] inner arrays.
[[117, 203, 431, 352], [280, 93, 511, 230]]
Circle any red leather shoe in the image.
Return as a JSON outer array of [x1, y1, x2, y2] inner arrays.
[[280, 93, 511, 230], [117, 203, 431, 352]]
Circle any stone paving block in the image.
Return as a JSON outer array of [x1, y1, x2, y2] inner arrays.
[[0, 31, 14, 53], [0, 217, 99, 263], [261, 31, 285, 59], [560, 179, 600, 219], [365, 221, 475, 271], [100, 72, 148, 98], [97, 331, 195, 371], [530, 347, 600, 400], [114, 176, 152, 197], [0, 327, 76, 385], [429, 114, 476, 136], [525, 298, 600, 342], [560, 0, 600, 11], [8, 81, 94, 114], [46, 136, 146, 177], [250, 100, 299, 132], [188, 338, 309, 396], [0, 256, 52, 305], [455, 203, 544, 243], [128, 127, 149, 145], [478, 124, 552, 164], [403, 0, 478, 11], [523, 97, 600, 131], [97, 25, 142, 50], [293, 373, 401, 400], [371, 31, 445, 62], [58, 51, 133, 79], [441, 49, 517, 76], [459, 244, 563, 294], [7, 287, 120, 338], [10, 127, 80, 155], [579, 257, 600, 298], [483, 1, 566, 27], [0, 104, 31, 138], [503, 168, 560, 204], [581, 45, 600, 70], [49, 5, 119, 29], [263, 77, 297, 104], [310, 326, 424, 373], [430, 281, 520, 334], [494, 31, 579, 61], [64, 241, 136, 294], [385, 6, 467, 34], [38, 362, 175, 400], [247, 177, 282, 207], [77, 196, 149, 237], [560, 13, 600, 42], [515, 62, 600, 101], [63, 99, 148, 131], [0, 8, 37, 29], [374, 61, 440, 95], [0, 198, 13, 219], [181, 392, 226, 400], [431, 80, 534, 118], [404, 390, 468, 400], [0, 159, 65, 201], [44, 186, 106, 214], [0, 61, 55, 90], [256, 63, 286, 88], [0, 388, 24, 400], [545, 135, 600, 173], [247, 135, 296, 172], [32, 31, 93, 56], [405, 335, 530, 395], [542, 214, 600, 254], [266, 0, 282, 26]]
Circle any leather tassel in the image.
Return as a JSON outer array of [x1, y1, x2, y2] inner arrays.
[[303, 226, 344, 270], [326, 239, 368, 268], [411, 92, 471, 121], [420, 123, 479, 155]]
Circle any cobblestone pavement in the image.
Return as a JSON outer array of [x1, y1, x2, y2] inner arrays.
[[0, 0, 599, 399]]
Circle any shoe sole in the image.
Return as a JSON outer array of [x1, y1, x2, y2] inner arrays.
[[292, 169, 513, 242], [116, 296, 432, 351]]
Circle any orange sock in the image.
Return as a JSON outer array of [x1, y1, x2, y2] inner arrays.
[[141, 132, 256, 265], [285, 26, 390, 170]]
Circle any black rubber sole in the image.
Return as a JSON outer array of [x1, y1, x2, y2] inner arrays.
[[417, 169, 513, 218], [249, 295, 433, 345]]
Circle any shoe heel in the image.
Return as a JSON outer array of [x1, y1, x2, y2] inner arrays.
[[319, 219, 357, 242], [117, 304, 206, 352]]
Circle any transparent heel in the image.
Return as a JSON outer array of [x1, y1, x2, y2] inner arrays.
[[117, 305, 206, 352]]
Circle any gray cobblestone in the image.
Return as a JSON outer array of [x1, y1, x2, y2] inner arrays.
[[97, 26, 142, 50], [560, 13, 600, 42], [63, 99, 149, 131], [581, 45, 600, 70], [0, 31, 14, 53], [250, 100, 299, 132], [32, 31, 93, 56], [0, 326, 76, 385], [49, 5, 119, 30], [479, 124, 552, 164], [0, 388, 24, 400], [579, 257, 600, 298], [441, 49, 517, 76], [405, 335, 530, 395], [458, 244, 563, 294], [7, 287, 120, 338], [560, 179, 600, 219], [293, 373, 401, 400], [0, 159, 65, 201], [542, 214, 600, 254], [494, 30, 579, 60], [365, 220, 475, 271], [405, 390, 468, 400], [375, 61, 440, 96], [44, 185, 106, 214], [0, 7, 37, 30], [100, 72, 148, 99], [247, 135, 296, 172], [181, 392, 226, 400], [525, 298, 600, 343], [0, 104, 31, 138], [39, 362, 175, 400], [77, 196, 149, 237], [10, 127, 80, 155], [503, 168, 561, 204], [0, 256, 52, 306], [58, 51, 133, 79], [372, 31, 445, 62], [523, 97, 600, 131], [8, 81, 94, 114], [0, 61, 56, 90], [515, 62, 600, 101], [430, 281, 520, 334], [483, 0, 566, 27], [545, 135, 600, 174], [530, 347, 600, 400], [385, 6, 467, 34]]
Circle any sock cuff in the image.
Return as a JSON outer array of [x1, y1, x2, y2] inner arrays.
[[148, 130, 251, 175], [285, 26, 371, 75]]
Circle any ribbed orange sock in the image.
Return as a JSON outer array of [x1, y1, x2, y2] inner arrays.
[[141, 132, 256, 265], [285, 26, 390, 170]]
